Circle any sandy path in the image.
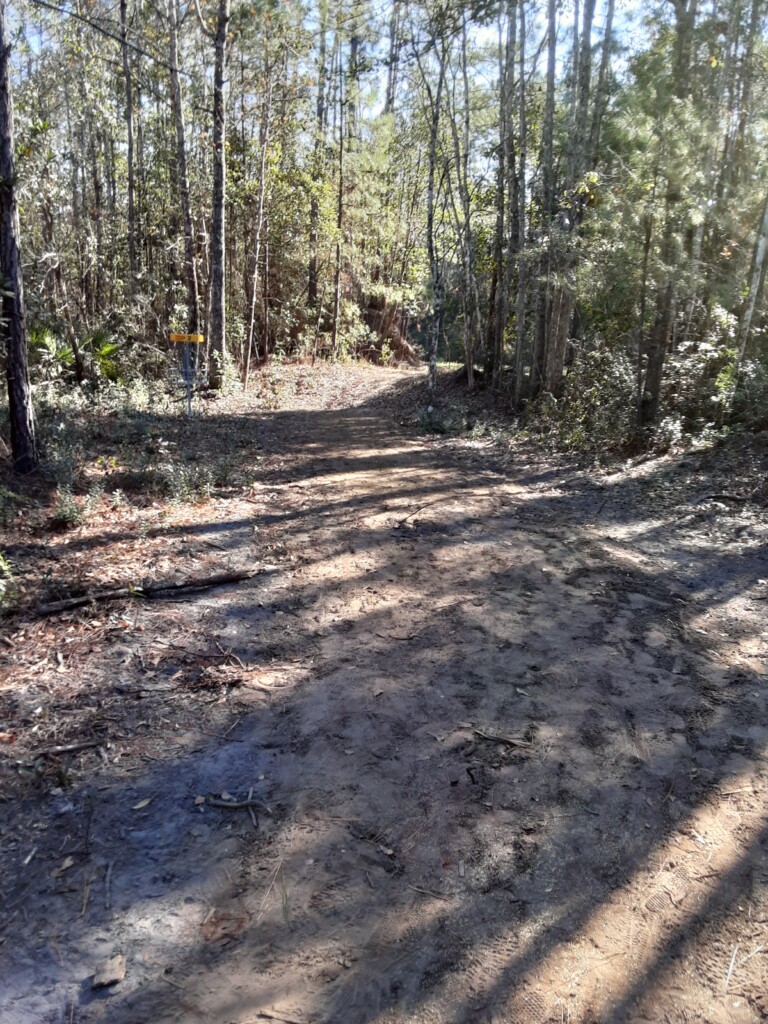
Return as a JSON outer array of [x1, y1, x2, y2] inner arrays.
[[2, 370, 767, 1024]]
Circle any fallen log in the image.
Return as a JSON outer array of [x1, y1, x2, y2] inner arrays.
[[36, 569, 257, 616]]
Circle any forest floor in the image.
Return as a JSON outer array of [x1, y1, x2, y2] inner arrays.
[[1, 363, 768, 1024]]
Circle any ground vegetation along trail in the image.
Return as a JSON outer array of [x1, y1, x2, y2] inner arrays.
[[2, 368, 767, 1024]]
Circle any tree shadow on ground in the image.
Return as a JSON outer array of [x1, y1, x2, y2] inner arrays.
[[2, 371, 767, 1023]]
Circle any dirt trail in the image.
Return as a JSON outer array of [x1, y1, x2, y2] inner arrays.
[[2, 368, 768, 1024]]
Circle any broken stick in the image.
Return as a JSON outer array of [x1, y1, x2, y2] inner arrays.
[[208, 797, 273, 816], [472, 727, 531, 748], [36, 570, 257, 616]]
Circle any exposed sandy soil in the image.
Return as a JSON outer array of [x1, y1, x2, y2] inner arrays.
[[2, 365, 768, 1024]]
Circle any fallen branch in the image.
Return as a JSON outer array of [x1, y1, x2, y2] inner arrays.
[[36, 570, 257, 616], [35, 739, 108, 758], [407, 884, 452, 901], [396, 501, 441, 527], [695, 493, 748, 505], [208, 796, 273, 816], [248, 1011, 305, 1024], [472, 727, 531, 748]]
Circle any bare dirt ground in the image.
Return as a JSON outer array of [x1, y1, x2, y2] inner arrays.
[[2, 364, 768, 1024]]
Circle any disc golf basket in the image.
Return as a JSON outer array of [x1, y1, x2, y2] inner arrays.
[[169, 332, 205, 415]]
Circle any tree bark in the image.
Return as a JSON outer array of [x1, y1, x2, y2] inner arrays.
[[734, 190, 768, 376], [168, 0, 199, 336], [513, 0, 527, 406], [531, 0, 557, 395], [208, 0, 230, 388], [120, 0, 138, 289], [424, 45, 446, 397], [243, 80, 273, 388], [309, 2, 327, 308], [330, 29, 344, 359], [588, 0, 615, 162], [0, 0, 37, 473]]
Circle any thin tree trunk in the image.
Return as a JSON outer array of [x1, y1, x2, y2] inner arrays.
[[588, 0, 615, 163], [734, 190, 768, 377], [243, 80, 273, 388], [0, 0, 37, 472], [384, 0, 400, 114], [262, 218, 270, 360], [309, 2, 327, 308], [168, 0, 200, 336], [531, 0, 556, 395], [514, 0, 527, 405], [501, 1, 518, 390], [635, 212, 654, 436], [425, 49, 446, 397], [330, 30, 344, 359], [208, 0, 231, 387], [638, 0, 699, 430], [120, 0, 137, 289]]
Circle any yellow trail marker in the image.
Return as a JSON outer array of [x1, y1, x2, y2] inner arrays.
[[169, 332, 205, 343]]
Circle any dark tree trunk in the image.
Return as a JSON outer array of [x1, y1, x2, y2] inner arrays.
[[531, 0, 557, 395], [513, 0, 527, 406], [420, 39, 446, 396], [168, 0, 200, 335], [384, 0, 400, 114], [330, 30, 344, 358], [208, 0, 231, 387], [309, 8, 327, 308], [120, 0, 138, 289], [0, 0, 37, 473]]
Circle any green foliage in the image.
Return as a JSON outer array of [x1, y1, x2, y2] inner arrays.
[[0, 551, 15, 610], [29, 326, 74, 380], [51, 487, 83, 529], [557, 346, 637, 451]]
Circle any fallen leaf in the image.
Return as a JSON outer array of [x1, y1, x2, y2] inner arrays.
[[194, 795, 206, 806], [132, 798, 152, 810], [52, 855, 75, 877]]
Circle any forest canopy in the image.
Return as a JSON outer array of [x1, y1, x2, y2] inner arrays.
[[2, 0, 768, 465]]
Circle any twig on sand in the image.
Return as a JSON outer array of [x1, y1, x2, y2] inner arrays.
[[695, 493, 748, 505], [208, 797, 272, 815], [246, 1011, 306, 1024], [472, 727, 531, 748], [408, 884, 452, 902], [396, 501, 441, 526], [104, 861, 114, 910], [724, 944, 739, 993], [36, 739, 107, 758], [36, 570, 257, 616]]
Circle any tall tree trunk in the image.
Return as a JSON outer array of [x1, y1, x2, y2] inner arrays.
[[330, 30, 344, 359], [208, 0, 230, 388], [531, 0, 557, 395], [488, 6, 514, 386], [243, 80, 273, 388], [588, 0, 615, 162], [425, 48, 446, 397], [734, 190, 768, 378], [384, 0, 400, 114], [638, 0, 699, 430], [120, 0, 138, 290], [0, 0, 37, 473], [309, 6, 327, 309], [513, 0, 527, 406], [168, 0, 200, 336]]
